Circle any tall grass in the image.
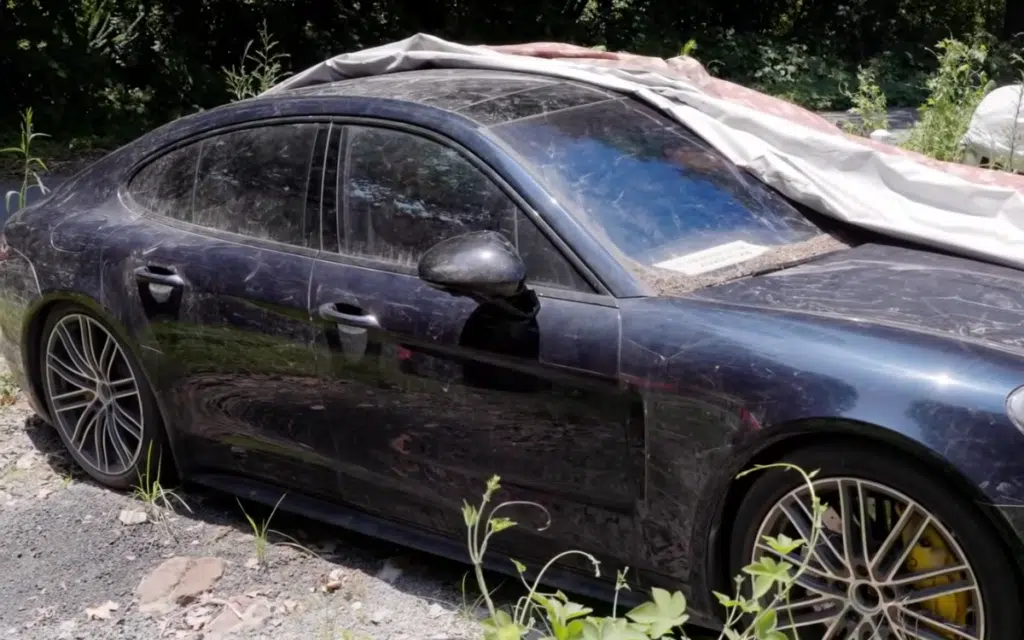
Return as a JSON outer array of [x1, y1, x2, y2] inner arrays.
[[2, 108, 49, 212], [223, 21, 291, 101]]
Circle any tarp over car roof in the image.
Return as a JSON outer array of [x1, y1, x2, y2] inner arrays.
[[265, 34, 1024, 271]]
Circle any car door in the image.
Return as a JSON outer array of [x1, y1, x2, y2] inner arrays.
[[106, 121, 340, 497], [310, 122, 646, 566]]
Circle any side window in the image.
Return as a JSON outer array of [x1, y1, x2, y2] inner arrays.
[[514, 211, 593, 291], [335, 125, 592, 291], [191, 123, 320, 247], [341, 126, 511, 264], [128, 144, 199, 221]]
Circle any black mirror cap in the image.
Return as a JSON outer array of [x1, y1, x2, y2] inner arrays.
[[417, 231, 526, 299]]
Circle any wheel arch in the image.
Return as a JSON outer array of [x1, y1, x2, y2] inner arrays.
[[706, 417, 1024, 599], [21, 291, 182, 476]]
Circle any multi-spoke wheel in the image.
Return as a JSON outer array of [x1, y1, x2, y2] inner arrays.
[[40, 304, 169, 488], [729, 445, 1022, 640]]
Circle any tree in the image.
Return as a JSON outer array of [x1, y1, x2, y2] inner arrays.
[[1005, 0, 1024, 39]]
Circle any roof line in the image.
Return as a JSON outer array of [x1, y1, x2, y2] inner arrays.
[[491, 96, 624, 128], [453, 80, 561, 114]]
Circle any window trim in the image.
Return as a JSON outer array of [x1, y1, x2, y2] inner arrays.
[[120, 116, 332, 258], [320, 116, 610, 300]]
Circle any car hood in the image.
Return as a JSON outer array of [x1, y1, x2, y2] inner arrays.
[[689, 242, 1024, 354]]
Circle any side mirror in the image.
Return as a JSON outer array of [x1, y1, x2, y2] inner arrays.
[[418, 231, 526, 300]]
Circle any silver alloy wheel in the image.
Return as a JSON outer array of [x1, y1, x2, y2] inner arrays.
[[44, 313, 144, 475], [752, 477, 983, 640]]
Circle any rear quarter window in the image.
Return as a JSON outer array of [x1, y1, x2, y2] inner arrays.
[[127, 144, 199, 221]]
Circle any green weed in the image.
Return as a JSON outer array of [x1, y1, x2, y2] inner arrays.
[[842, 66, 889, 136], [0, 372, 19, 407], [2, 108, 49, 212], [133, 441, 191, 517], [238, 493, 287, 568], [223, 21, 291, 101], [465, 466, 824, 640], [904, 38, 993, 162]]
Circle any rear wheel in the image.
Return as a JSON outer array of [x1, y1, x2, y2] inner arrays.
[[39, 303, 170, 489], [728, 444, 1022, 639]]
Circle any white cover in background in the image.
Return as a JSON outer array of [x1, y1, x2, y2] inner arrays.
[[265, 34, 1024, 270], [963, 84, 1024, 170]]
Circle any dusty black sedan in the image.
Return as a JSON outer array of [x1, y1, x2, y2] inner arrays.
[[1, 68, 1022, 639]]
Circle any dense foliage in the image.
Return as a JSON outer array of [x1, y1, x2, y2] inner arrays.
[[2, 0, 1022, 142]]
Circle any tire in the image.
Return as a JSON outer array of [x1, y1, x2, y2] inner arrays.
[[728, 443, 1022, 640], [39, 303, 172, 490]]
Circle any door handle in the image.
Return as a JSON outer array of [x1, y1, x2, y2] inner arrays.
[[318, 302, 380, 329], [133, 265, 185, 288]]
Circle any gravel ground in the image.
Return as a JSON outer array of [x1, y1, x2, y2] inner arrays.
[[0, 358, 488, 640]]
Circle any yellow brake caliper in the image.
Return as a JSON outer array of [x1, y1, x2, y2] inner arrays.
[[899, 510, 969, 634]]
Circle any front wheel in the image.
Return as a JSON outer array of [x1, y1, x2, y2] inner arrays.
[[728, 444, 1022, 640], [39, 303, 171, 489]]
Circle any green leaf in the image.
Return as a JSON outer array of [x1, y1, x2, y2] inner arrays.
[[764, 533, 804, 555], [755, 610, 778, 637], [482, 610, 524, 640], [625, 589, 689, 637], [566, 619, 586, 638], [511, 558, 527, 574], [723, 628, 741, 640], [489, 517, 517, 533], [580, 618, 649, 640], [752, 574, 774, 599], [713, 591, 740, 608], [740, 599, 762, 613], [462, 502, 478, 527]]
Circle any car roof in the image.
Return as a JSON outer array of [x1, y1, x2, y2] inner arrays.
[[279, 68, 621, 127]]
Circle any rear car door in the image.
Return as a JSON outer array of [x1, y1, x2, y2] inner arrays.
[[310, 122, 645, 565], [104, 120, 339, 497]]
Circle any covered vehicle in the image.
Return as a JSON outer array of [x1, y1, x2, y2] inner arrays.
[[0, 42, 1022, 640]]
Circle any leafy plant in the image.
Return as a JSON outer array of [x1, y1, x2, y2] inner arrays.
[[223, 21, 291, 101], [238, 493, 286, 568], [133, 441, 191, 517], [841, 66, 889, 136], [2, 108, 49, 213], [904, 37, 993, 162], [0, 372, 18, 407], [464, 466, 824, 640]]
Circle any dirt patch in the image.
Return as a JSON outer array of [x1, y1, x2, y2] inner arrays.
[[0, 359, 486, 640]]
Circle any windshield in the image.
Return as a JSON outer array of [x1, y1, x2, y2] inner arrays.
[[490, 97, 825, 276]]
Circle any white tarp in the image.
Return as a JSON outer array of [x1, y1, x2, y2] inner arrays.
[[266, 34, 1024, 271], [963, 84, 1024, 171]]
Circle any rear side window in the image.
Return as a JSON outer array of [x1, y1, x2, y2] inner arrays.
[[193, 124, 320, 246], [129, 123, 321, 248], [128, 144, 198, 221]]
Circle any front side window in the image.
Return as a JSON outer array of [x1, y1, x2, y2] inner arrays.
[[331, 126, 591, 291], [491, 99, 825, 271], [338, 126, 512, 265]]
